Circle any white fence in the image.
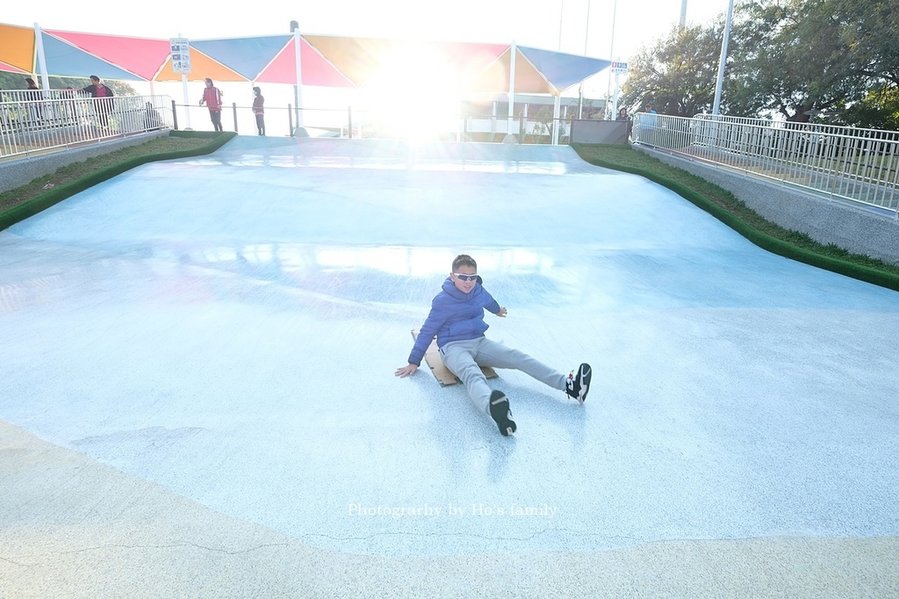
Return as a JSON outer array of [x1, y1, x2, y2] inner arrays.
[[632, 112, 899, 213], [172, 101, 573, 143], [0, 92, 172, 159], [1, 89, 581, 157]]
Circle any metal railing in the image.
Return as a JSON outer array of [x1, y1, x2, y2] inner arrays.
[[631, 112, 899, 213], [0, 93, 172, 159], [173, 100, 575, 144]]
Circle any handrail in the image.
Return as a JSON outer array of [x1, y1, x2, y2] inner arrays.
[[631, 112, 899, 214], [0, 94, 171, 159]]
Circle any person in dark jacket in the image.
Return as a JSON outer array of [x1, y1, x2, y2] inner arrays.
[[81, 75, 115, 128], [395, 254, 592, 436], [24, 77, 42, 122], [252, 86, 265, 136]]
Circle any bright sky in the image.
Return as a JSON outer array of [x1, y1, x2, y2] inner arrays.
[[5, 0, 730, 115], [5, 0, 729, 63]]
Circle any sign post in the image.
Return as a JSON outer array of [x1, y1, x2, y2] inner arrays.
[[610, 60, 628, 118], [170, 37, 192, 129]]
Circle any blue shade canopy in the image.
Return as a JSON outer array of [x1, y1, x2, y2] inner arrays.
[[192, 36, 294, 80], [40, 32, 142, 80], [4, 21, 613, 92], [518, 46, 611, 94]]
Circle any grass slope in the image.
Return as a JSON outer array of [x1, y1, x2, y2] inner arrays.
[[572, 143, 899, 292], [0, 131, 235, 231]]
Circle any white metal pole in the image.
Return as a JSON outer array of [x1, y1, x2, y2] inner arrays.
[[33, 23, 50, 93], [558, 0, 565, 50], [712, 0, 735, 116], [175, 33, 192, 129], [680, 0, 688, 28], [181, 73, 191, 129], [552, 95, 561, 145], [611, 67, 621, 117], [578, 0, 592, 119], [506, 42, 517, 141], [605, 0, 618, 119], [294, 27, 305, 134]]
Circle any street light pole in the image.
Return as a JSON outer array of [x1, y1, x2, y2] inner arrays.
[[712, 0, 735, 116], [605, 0, 618, 119], [558, 0, 565, 50], [578, 0, 592, 118]]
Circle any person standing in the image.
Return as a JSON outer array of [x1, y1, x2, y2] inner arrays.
[[252, 86, 265, 136], [616, 106, 631, 137], [81, 75, 115, 129], [199, 78, 224, 132], [24, 76, 39, 95], [24, 77, 42, 123]]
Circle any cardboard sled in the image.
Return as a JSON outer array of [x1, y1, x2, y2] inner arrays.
[[411, 329, 498, 386]]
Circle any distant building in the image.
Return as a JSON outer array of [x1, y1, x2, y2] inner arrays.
[[463, 93, 607, 121]]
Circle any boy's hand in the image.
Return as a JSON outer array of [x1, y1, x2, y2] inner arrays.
[[497, 307, 508, 317], [395, 364, 418, 377]]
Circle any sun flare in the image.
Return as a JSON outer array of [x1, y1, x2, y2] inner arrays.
[[355, 44, 466, 141]]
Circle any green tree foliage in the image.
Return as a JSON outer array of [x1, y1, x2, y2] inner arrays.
[[727, 0, 864, 122], [0, 72, 136, 95], [617, 0, 898, 128], [835, 0, 899, 87], [619, 23, 724, 116], [833, 86, 899, 130], [826, 0, 899, 128]]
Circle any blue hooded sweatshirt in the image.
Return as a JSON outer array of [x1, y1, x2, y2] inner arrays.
[[408, 275, 502, 366]]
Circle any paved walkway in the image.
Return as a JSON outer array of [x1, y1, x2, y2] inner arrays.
[[1, 137, 898, 597]]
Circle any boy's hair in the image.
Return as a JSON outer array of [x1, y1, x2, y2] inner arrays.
[[452, 254, 477, 271]]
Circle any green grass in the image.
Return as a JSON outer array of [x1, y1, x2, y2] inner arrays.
[[572, 143, 899, 291], [0, 131, 235, 231]]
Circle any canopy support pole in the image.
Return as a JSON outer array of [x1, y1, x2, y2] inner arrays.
[[504, 42, 517, 143], [552, 95, 561, 145], [34, 23, 51, 93], [293, 27, 307, 136]]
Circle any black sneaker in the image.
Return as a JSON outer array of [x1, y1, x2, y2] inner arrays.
[[489, 390, 517, 436], [565, 363, 592, 404]]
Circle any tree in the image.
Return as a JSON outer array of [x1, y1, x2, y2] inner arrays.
[[834, 0, 899, 88], [612, 0, 899, 128], [619, 23, 724, 117], [0, 72, 137, 95], [825, 0, 899, 128], [833, 86, 899, 130], [727, 0, 866, 121]]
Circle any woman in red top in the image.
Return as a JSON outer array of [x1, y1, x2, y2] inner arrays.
[[199, 78, 224, 132]]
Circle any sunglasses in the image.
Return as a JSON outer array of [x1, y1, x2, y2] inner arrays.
[[453, 273, 479, 282]]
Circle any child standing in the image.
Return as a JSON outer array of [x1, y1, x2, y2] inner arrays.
[[395, 254, 592, 436], [252, 86, 265, 136]]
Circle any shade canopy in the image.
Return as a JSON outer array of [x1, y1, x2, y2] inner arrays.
[[0, 22, 611, 96], [0, 60, 29, 74]]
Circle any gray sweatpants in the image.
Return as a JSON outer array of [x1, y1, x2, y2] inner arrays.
[[440, 337, 567, 415]]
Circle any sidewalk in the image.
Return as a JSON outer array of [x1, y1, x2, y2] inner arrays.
[[4, 422, 897, 598]]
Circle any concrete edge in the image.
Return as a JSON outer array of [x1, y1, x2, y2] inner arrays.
[[2, 419, 897, 598]]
